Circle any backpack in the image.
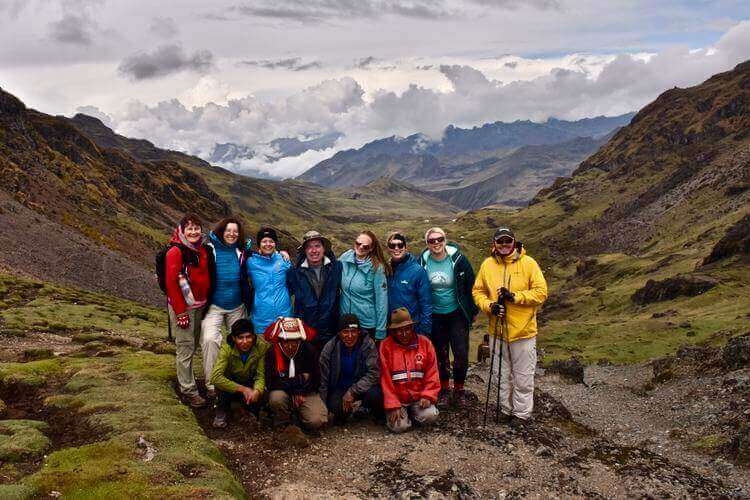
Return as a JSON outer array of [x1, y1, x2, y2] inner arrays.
[[155, 243, 187, 294]]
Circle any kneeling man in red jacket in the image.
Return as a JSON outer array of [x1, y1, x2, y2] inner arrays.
[[380, 308, 440, 433]]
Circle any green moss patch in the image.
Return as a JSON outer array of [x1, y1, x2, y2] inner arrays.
[[0, 420, 50, 462]]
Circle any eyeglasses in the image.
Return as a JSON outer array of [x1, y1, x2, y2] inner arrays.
[[355, 241, 371, 251], [388, 241, 405, 249], [494, 237, 514, 245], [427, 236, 445, 245]]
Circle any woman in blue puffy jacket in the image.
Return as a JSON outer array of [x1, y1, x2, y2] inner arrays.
[[385, 231, 433, 337], [339, 230, 390, 340], [243, 227, 292, 335]]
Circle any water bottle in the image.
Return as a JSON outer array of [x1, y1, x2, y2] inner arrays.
[[178, 273, 195, 306]]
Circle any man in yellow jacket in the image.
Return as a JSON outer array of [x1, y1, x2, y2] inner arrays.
[[472, 227, 547, 426]]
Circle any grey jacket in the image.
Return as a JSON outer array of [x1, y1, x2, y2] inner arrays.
[[319, 334, 380, 404]]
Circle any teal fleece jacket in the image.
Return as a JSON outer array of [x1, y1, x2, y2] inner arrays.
[[338, 249, 388, 339]]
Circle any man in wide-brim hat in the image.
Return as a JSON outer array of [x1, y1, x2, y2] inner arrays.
[[379, 308, 441, 433], [288, 230, 343, 350]]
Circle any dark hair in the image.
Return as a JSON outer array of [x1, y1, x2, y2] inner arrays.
[[179, 213, 202, 230], [228, 318, 254, 346], [360, 230, 392, 277], [214, 217, 245, 247]]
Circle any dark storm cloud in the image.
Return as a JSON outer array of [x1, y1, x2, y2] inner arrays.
[[118, 44, 214, 80], [49, 14, 94, 45], [232, 0, 451, 23], [355, 56, 378, 69], [241, 57, 323, 71]]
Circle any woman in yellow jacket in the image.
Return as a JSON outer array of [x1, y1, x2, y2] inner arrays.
[[472, 227, 547, 426]]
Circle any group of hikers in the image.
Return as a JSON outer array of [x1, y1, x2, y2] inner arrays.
[[161, 213, 547, 434]]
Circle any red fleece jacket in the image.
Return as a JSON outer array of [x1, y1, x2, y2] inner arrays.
[[165, 232, 211, 315], [379, 334, 440, 410]]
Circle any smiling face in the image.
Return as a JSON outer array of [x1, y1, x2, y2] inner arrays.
[[234, 331, 256, 352], [223, 222, 239, 246], [183, 222, 202, 244], [305, 239, 325, 267], [426, 231, 446, 258], [259, 237, 276, 255], [354, 233, 373, 259], [494, 236, 515, 256], [387, 237, 406, 262], [391, 325, 416, 346]]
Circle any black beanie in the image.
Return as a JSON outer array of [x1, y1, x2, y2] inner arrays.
[[257, 227, 279, 244]]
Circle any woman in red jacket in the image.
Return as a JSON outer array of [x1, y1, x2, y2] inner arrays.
[[165, 213, 214, 408]]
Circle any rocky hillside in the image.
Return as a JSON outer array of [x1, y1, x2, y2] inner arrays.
[[0, 88, 455, 304], [297, 113, 633, 208]]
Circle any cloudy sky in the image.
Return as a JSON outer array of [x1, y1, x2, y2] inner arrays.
[[1, 0, 750, 177]]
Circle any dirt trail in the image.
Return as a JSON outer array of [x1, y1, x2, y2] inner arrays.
[[194, 360, 750, 499]]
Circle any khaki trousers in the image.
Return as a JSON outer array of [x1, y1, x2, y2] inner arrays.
[[387, 402, 439, 433], [268, 390, 328, 430], [494, 336, 537, 420], [169, 305, 205, 396], [200, 304, 246, 391]]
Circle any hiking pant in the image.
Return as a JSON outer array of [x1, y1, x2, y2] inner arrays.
[[387, 402, 439, 433], [169, 305, 205, 397], [431, 310, 469, 387], [201, 304, 245, 391], [216, 389, 263, 416], [495, 336, 537, 420], [268, 390, 328, 430], [326, 385, 384, 423]]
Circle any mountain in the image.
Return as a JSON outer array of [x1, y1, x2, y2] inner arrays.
[[450, 60, 750, 364], [0, 89, 455, 304], [206, 132, 342, 170], [296, 113, 634, 208]]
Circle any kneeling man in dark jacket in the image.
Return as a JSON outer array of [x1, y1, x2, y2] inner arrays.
[[320, 314, 383, 423]]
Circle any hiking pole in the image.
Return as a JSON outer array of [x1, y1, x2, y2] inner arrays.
[[504, 276, 514, 417], [494, 296, 505, 423], [483, 300, 502, 426], [166, 298, 173, 341]]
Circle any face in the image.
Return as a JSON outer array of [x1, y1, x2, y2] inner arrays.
[[260, 237, 276, 255], [305, 240, 325, 266], [183, 222, 202, 244], [279, 338, 301, 358], [234, 332, 256, 352], [387, 238, 406, 261], [494, 236, 515, 256], [354, 233, 373, 259], [223, 223, 239, 245], [426, 232, 446, 257], [392, 325, 416, 345], [338, 327, 360, 349]]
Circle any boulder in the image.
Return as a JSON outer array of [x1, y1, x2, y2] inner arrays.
[[546, 357, 585, 384], [722, 333, 750, 370], [632, 275, 718, 304]]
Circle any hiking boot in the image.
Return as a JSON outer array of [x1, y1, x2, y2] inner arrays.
[[206, 387, 216, 400], [496, 412, 512, 424], [185, 393, 207, 408], [453, 389, 468, 409], [212, 408, 228, 428], [437, 390, 451, 409], [510, 416, 530, 429]]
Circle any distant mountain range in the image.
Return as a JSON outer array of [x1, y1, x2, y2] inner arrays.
[[297, 113, 634, 209]]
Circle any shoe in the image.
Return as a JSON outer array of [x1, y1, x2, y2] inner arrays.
[[437, 390, 451, 408], [206, 388, 217, 399], [510, 416, 530, 429], [496, 412, 512, 424], [453, 389, 468, 409], [212, 408, 228, 428], [186, 393, 207, 408]]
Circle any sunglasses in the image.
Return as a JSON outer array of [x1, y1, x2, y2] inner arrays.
[[388, 241, 405, 249], [427, 236, 445, 245], [494, 237, 514, 245], [354, 241, 371, 251]]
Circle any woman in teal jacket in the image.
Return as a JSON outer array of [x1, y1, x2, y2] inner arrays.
[[244, 227, 292, 334], [339, 231, 390, 340]]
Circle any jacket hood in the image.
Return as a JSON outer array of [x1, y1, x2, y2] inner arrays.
[[170, 227, 204, 251], [420, 242, 462, 264]]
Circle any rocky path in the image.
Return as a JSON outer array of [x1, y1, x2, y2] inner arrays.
[[194, 353, 750, 499]]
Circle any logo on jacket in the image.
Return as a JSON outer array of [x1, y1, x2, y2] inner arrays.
[[415, 352, 424, 369], [400, 280, 409, 285]]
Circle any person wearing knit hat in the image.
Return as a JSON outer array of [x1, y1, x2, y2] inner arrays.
[[319, 314, 383, 424], [264, 317, 328, 432], [472, 227, 548, 427], [243, 226, 293, 334], [418, 227, 478, 409]]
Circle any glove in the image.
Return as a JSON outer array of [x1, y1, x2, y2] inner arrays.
[[490, 302, 505, 317], [176, 314, 190, 329], [499, 287, 515, 303]]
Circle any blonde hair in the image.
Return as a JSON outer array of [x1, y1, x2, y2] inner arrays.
[[424, 227, 446, 243]]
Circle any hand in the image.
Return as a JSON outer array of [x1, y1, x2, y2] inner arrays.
[[238, 386, 254, 404], [342, 391, 355, 413], [499, 287, 515, 303], [292, 394, 306, 408], [419, 398, 431, 409], [387, 408, 403, 427], [301, 373, 310, 382], [280, 250, 291, 262], [176, 314, 190, 329], [490, 302, 505, 318]]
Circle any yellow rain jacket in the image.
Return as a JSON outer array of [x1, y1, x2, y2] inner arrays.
[[472, 247, 548, 342]]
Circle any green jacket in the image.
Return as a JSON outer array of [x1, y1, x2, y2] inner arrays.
[[209, 339, 270, 394]]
